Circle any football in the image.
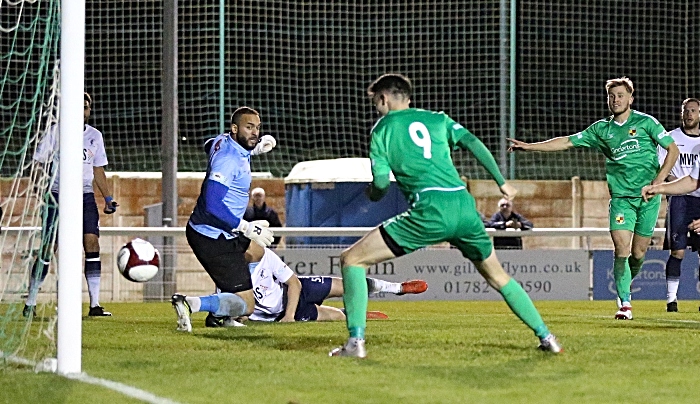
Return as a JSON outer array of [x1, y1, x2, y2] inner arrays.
[[116, 238, 160, 282]]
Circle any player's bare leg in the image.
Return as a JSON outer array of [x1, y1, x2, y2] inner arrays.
[[330, 227, 395, 358], [316, 305, 346, 321], [473, 251, 561, 353], [610, 230, 634, 319]]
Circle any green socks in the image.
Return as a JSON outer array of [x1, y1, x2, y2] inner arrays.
[[499, 279, 549, 339], [341, 265, 368, 339], [614, 256, 632, 303], [628, 255, 644, 280]]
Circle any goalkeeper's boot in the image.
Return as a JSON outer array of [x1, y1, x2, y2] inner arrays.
[[329, 337, 366, 358], [538, 333, 563, 354], [205, 313, 224, 328], [171, 294, 192, 332], [615, 303, 633, 320], [22, 305, 36, 318], [88, 306, 112, 316], [366, 311, 389, 320], [397, 280, 428, 295], [205, 313, 245, 327]]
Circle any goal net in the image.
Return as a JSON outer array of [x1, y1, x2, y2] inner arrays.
[[1, 0, 60, 367]]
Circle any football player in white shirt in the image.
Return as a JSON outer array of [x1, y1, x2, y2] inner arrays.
[[654, 98, 700, 312], [201, 247, 428, 326], [24, 92, 119, 318]]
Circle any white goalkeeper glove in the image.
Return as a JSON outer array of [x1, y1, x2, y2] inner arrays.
[[235, 219, 274, 247], [251, 135, 277, 156]]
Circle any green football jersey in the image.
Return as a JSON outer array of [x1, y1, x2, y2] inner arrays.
[[569, 110, 674, 197], [369, 108, 475, 199]]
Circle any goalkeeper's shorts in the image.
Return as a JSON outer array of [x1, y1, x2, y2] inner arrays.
[[382, 189, 493, 262]]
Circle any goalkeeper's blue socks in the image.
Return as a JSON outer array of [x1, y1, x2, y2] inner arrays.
[[188, 293, 248, 318]]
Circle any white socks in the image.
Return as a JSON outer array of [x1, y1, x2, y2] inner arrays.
[[666, 278, 679, 303], [186, 297, 202, 312]]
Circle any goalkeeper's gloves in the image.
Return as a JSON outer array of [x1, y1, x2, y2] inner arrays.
[[104, 196, 119, 214], [251, 135, 277, 156], [236, 219, 274, 247]]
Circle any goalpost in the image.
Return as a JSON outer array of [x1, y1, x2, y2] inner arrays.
[[56, 0, 85, 375], [0, 0, 84, 374]]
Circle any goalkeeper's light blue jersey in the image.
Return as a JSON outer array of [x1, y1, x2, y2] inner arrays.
[[189, 133, 252, 239]]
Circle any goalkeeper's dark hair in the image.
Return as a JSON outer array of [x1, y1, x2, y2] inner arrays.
[[367, 74, 412, 100], [230, 106, 260, 127], [605, 77, 634, 95], [84, 92, 92, 107]]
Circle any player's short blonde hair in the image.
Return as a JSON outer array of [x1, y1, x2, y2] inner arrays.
[[251, 187, 265, 197], [605, 77, 634, 95], [682, 98, 700, 109]]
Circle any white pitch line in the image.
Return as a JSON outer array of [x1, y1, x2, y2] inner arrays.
[[1, 351, 181, 404], [63, 372, 181, 404]]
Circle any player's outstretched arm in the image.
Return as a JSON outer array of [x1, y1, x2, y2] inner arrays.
[[641, 175, 700, 201], [508, 136, 573, 152], [455, 134, 506, 187], [653, 142, 680, 185]]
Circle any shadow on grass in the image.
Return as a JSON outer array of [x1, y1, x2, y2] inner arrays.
[[199, 332, 338, 352]]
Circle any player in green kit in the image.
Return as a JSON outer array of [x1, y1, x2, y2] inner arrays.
[[509, 77, 679, 320], [329, 73, 562, 358]]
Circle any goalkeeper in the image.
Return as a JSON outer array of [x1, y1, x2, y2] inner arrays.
[[509, 77, 679, 320], [330, 74, 562, 358], [170, 106, 277, 332]]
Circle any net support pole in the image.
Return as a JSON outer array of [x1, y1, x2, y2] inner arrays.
[[218, 0, 225, 133], [498, 0, 509, 177], [57, 0, 85, 375], [508, 0, 517, 180], [161, 0, 178, 299]]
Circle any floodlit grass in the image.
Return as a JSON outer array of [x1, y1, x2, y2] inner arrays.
[[3, 300, 700, 403]]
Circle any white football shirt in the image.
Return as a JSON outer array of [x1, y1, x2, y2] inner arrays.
[[690, 158, 700, 180], [658, 127, 700, 197], [33, 124, 108, 194], [248, 248, 294, 321]]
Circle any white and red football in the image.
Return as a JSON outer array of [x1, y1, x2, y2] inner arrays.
[[116, 238, 160, 282]]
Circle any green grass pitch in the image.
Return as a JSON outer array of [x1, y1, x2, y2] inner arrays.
[[3, 300, 700, 404]]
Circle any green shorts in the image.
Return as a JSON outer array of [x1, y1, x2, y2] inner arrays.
[[609, 195, 661, 237], [382, 189, 493, 261]]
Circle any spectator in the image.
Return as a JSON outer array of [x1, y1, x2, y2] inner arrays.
[[244, 187, 283, 247], [486, 198, 533, 249]]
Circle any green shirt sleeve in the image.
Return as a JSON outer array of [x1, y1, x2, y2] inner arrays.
[[569, 122, 601, 149], [447, 114, 506, 186], [646, 119, 673, 148], [369, 121, 391, 197]]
